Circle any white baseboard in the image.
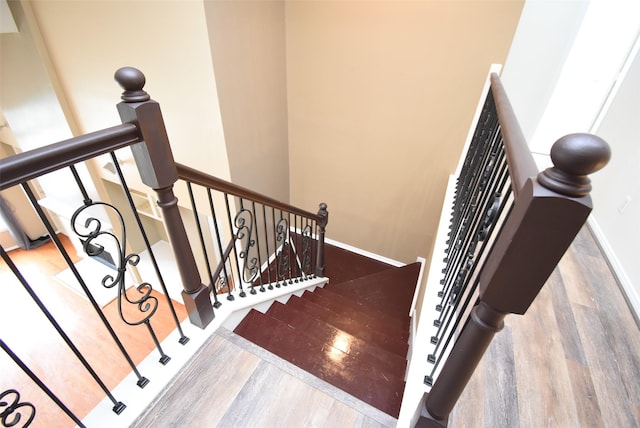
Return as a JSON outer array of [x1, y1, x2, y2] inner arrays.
[[324, 237, 404, 267], [587, 217, 640, 321]]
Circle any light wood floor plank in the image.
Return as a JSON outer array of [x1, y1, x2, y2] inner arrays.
[[483, 325, 519, 428], [132, 334, 261, 428], [573, 302, 638, 428], [565, 358, 603, 428]]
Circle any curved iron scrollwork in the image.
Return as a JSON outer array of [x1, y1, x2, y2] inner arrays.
[[70, 202, 158, 326], [0, 389, 35, 428], [276, 217, 290, 285], [234, 208, 259, 284], [300, 224, 313, 278]]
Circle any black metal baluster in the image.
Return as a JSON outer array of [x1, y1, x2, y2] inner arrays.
[[109, 157, 188, 344], [1, 340, 86, 427], [21, 183, 149, 389], [206, 189, 229, 305], [187, 182, 220, 307], [251, 202, 265, 294], [261, 204, 272, 288], [286, 212, 293, 285], [0, 246, 126, 413], [68, 165, 174, 363], [224, 194, 244, 298], [271, 207, 278, 289]]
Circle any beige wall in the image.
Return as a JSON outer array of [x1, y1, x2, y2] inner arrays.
[[204, 0, 290, 202], [28, 0, 231, 180], [285, 1, 523, 263]]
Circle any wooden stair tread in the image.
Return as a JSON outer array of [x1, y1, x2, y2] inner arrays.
[[266, 301, 407, 379], [234, 309, 405, 417], [304, 289, 409, 339], [326, 262, 421, 320], [286, 295, 409, 357], [323, 244, 395, 284]]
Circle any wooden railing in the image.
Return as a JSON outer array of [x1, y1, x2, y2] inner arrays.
[[0, 67, 327, 427], [413, 73, 610, 427]]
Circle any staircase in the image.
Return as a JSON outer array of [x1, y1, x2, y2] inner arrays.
[[234, 244, 421, 418]]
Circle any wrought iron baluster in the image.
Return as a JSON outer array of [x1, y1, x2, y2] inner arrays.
[[250, 201, 265, 294], [286, 212, 293, 284], [0, 247, 126, 414], [224, 194, 244, 298], [187, 182, 220, 308], [275, 212, 290, 287], [301, 219, 313, 279], [205, 189, 228, 306], [70, 199, 171, 365], [0, 388, 36, 428], [109, 155, 188, 344], [21, 183, 148, 389], [270, 207, 279, 289], [0, 341, 86, 428], [261, 204, 272, 287]]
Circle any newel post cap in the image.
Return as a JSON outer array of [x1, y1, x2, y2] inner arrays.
[[114, 67, 150, 102], [537, 133, 611, 197]]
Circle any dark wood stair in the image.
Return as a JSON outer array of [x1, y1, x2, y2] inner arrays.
[[233, 244, 421, 418]]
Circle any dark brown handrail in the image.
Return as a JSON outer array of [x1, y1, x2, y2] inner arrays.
[[490, 73, 538, 198], [176, 163, 323, 222], [0, 124, 140, 191]]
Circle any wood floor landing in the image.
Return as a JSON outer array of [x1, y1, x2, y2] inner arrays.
[[449, 226, 640, 427], [132, 328, 396, 428]]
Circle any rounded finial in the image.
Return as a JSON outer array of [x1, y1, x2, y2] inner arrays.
[[114, 67, 150, 102], [537, 133, 611, 197]]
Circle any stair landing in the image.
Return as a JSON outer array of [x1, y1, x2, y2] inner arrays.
[[234, 244, 421, 418]]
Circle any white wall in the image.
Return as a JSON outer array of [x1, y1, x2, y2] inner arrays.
[[590, 40, 640, 317]]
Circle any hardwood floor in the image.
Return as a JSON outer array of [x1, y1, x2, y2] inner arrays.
[[5, 224, 637, 428], [135, 225, 640, 428], [449, 226, 640, 428], [0, 234, 187, 428], [133, 328, 396, 428]]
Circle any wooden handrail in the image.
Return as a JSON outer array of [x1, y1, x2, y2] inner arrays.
[[176, 163, 323, 222], [490, 73, 538, 198], [0, 124, 140, 191]]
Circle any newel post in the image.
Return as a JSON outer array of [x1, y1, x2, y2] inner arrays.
[[114, 67, 214, 329], [315, 203, 329, 277], [420, 133, 610, 426]]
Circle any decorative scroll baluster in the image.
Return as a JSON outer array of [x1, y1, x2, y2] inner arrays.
[[70, 199, 171, 365], [0, 389, 36, 428], [224, 194, 242, 299], [107, 158, 189, 344], [276, 215, 290, 287], [21, 184, 148, 392], [234, 204, 259, 289], [301, 221, 313, 279]]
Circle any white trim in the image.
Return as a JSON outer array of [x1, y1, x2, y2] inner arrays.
[[82, 276, 328, 428], [406, 256, 427, 382], [587, 217, 640, 320], [397, 174, 457, 428], [324, 236, 404, 267]]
